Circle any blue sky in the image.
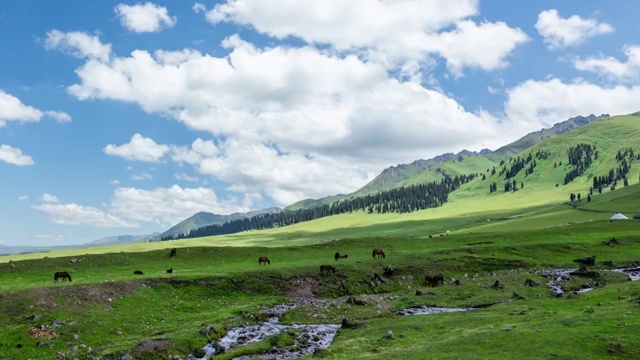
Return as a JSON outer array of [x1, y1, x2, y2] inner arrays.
[[1, 0, 639, 246]]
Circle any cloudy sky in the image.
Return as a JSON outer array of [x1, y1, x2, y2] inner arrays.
[[1, 1, 639, 246]]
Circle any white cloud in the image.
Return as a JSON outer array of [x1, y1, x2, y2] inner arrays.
[[535, 9, 613, 49], [0, 90, 72, 127], [175, 173, 199, 182], [61, 33, 514, 205], [0, 145, 34, 166], [41, 193, 60, 203], [192, 2, 206, 13], [114, 2, 177, 33], [44, 111, 72, 123], [505, 78, 640, 129], [109, 185, 250, 225], [18, 195, 28, 201], [104, 133, 170, 162], [200, 0, 527, 75], [0, 90, 42, 126], [45, 30, 112, 60], [574, 45, 640, 82], [110, 179, 120, 185], [131, 171, 153, 181], [33, 202, 138, 228]]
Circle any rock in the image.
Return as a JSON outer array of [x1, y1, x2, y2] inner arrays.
[[381, 331, 394, 340], [72, 334, 80, 340], [120, 355, 133, 360], [116, 331, 123, 335], [502, 327, 511, 332]]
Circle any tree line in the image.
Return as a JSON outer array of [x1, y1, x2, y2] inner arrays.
[[161, 173, 477, 240]]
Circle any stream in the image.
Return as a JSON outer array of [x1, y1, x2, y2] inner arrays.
[[537, 267, 640, 297], [186, 302, 340, 360]]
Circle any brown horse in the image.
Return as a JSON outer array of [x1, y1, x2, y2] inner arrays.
[[169, 248, 177, 257], [372, 248, 385, 259], [424, 273, 444, 287], [320, 265, 337, 274], [259, 256, 271, 265], [54, 271, 72, 283]]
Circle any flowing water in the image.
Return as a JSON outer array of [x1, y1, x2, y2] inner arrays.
[[394, 307, 475, 316], [537, 267, 640, 297], [186, 301, 340, 360]]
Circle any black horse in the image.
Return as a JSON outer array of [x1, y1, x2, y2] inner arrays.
[[167, 268, 173, 274], [259, 256, 271, 265], [424, 273, 444, 287], [134, 270, 144, 275], [54, 271, 72, 283], [320, 265, 337, 274], [170, 248, 177, 257], [334, 252, 348, 261], [372, 248, 385, 259]]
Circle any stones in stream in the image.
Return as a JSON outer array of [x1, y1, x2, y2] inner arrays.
[[186, 302, 340, 360]]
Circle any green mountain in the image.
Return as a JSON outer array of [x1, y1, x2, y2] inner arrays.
[[159, 207, 281, 240], [287, 114, 609, 211]]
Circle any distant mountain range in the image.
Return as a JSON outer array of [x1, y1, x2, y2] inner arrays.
[[157, 207, 282, 240], [84, 233, 161, 246], [285, 113, 609, 211]]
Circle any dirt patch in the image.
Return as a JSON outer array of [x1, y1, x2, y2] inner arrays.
[[27, 327, 58, 339], [285, 276, 321, 299], [102, 339, 174, 360], [0, 280, 141, 315]]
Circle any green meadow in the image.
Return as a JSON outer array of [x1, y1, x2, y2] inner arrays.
[[1, 115, 640, 359]]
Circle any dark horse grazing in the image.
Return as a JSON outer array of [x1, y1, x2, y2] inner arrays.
[[259, 256, 271, 265], [167, 268, 173, 274], [170, 248, 177, 257], [372, 248, 385, 259], [54, 271, 72, 283], [320, 265, 337, 274], [134, 270, 144, 275], [334, 252, 348, 261], [424, 273, 444, 287]]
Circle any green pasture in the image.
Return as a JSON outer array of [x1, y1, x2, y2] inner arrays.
[[1, 114, 640, 358]]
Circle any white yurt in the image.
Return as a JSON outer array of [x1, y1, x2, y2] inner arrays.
[[609, 212, 629, 221]]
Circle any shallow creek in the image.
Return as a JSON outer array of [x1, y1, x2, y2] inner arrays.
[[186, 301, 340, 360], [537, 267, 640, 297]]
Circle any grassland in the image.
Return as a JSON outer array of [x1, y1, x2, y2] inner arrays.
[[1, 181, 640, 359], [2, 114, 640, 359]]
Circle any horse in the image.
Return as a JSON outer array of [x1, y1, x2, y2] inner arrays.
[[133, 270, 144, 275], [54, 271, 72, 283], [258, 256, 271, 265], [167, 268, 173, 274], [424, 273, 444, 287], [372, 248, 385, 259], [169, 248, 177, 257], [334, 252, 348, 261], [320, 265, 337, 275]]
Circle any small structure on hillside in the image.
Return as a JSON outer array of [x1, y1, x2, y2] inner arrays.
[[609, 213, 629, 222]]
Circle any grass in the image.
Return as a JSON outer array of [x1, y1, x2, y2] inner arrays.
[[2, 114, 640, 359]]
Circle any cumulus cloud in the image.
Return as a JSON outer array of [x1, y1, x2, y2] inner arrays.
[[574, 45, 640, 82], [33, 202, 138, 228], [504, 78, 640, 129], [0, 90, 71, 127], [104, 133, 170, 162], [199, 0, 527, 75], [45, 30, 111, 60], [535, 9, 613, 49], [114, 2, 177, 33], [41, 193, 60, 203], [0, 145, 34, 166], [109, 185, 250, 225]]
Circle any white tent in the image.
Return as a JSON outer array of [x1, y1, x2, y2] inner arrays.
[[610, 213, 629, 221]]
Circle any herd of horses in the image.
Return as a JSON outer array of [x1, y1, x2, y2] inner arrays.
[[53, 247, 445, 288]]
